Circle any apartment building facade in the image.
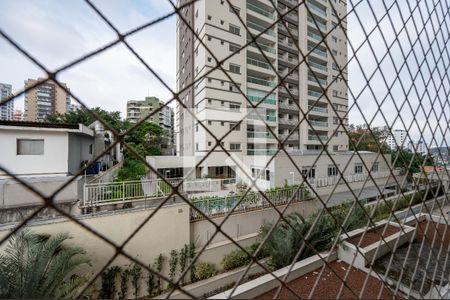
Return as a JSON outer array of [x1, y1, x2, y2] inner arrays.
[[126, 96, 161, 124], [24, 78, 71, 122], [176, 0, 348, 158], [387, 129, 407, 150], [0, 83, 13, 121]]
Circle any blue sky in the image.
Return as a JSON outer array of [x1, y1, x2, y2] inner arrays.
[[0, 0, 448, 149]]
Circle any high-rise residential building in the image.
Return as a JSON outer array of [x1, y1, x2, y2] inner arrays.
[[176, 0, 348, 157], [409, 139, 427, 155], [0, 83, 14, 121], [386, 129, 407, 150], [23, 78, 71, 122], [126, 97, 161, 124], [12, 110, 23, 121]]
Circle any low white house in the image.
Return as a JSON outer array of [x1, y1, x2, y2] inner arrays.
[[0, 120, 94, 178]]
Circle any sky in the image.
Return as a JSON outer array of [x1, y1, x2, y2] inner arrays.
[[0, 0, 448, 149]]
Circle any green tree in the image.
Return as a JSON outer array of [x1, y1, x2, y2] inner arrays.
[[45, 107, 125, 131], [0, 230, 90, 299], [392, 150, 434, 175], [348, 125, 390, 153]]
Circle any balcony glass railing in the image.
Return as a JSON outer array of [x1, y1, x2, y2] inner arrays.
[[248, 113, 277, 122], [248, 75, 276, 87], [308, 134, 328, 141], [248, 95, 277, 105], [247, 21, 276, 37], [307, 31, 323, 41], [308, 46, 328, 57], [247, 39, 276, 54], [309, 61, 327, 71], [308, 17, 327, 31], [247, 131, 275, 139], [309, 120, 328, 127], [308, 90, 323, 98], [247, 2, 275, 20], [247, 57, 271, 70], [308, 76, 328, 86], [309, 105, 328, 113], [247, 149, 278, 156], [307, 2, 327, 17]]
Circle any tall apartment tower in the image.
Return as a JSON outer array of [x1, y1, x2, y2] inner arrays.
[[0, 83, 14, 121], [176, 0, 349, 157], [24, 79, 70, 122]]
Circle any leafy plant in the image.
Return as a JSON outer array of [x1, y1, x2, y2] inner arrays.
[[146, 264, 156, 297], [154, 254, 165, 294], [188, 244, 196, 283], [130, 264, 142, 299], [179, 245, 189, 285], [221, 249, 251, 271], [0, 230, 90, 299], [194, 262, 217, 281], [100, 266, 121, 299], [168, 250, 178, 284], [119, 268, 130, 299]]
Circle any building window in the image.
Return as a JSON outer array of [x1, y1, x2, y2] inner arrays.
[[354, 164, 363, 174], [265, 169, 271, 181], [196, 143, 199, 151], [328, 165, 338, 177], [221, 121, 224, 126], [229, 122, 240, 131], [229, 43, 240, 53], [229, 5, 240, 15], [371, 162, 379, 172], [230, 104, 240, 111], [229, 24, 240, 35], [301, 167, 316, 179], [89, 144, 93, 154], [230, 143, 241, 151], [208, 141, 212, 146], [229, 63, 241, 74], [17, 139, 44, 155], [333, 145, 338, 151]]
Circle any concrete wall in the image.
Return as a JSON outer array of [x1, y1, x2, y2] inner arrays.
[[0, 129, 69, 177], [0, 203, 190, 286], [192, 199, 320, 265], [68, 133, 94, 175]]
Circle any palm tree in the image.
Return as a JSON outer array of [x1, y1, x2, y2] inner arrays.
[[0, 230, 90, 298]]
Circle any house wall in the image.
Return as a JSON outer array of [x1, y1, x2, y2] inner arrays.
[[68, 133, 94, 175], [0, 129, 69, 177]]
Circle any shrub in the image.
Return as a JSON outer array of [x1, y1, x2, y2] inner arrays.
[[194, 262, 217, 281], [221, 249, 251, 271]]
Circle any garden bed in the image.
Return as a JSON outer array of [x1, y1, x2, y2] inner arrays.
[[347, 225, 400, 248], [338, 221, 415, 269]]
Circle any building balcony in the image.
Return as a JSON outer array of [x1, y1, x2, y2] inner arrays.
[[279, 133, 300, 140], [248, 113, 277, 122], [247, 40, 277, 55], [309, 60, 328, 72], [308, 90, 324, 98], [307, 31, 323, 42], [247, 20, 276, 37], [308, 17, 327, 32], [307, 46, 328, 58], [307, 1, 327, 18], [308, 105, 328, 113], [247, 57, 272, 70], [248, 95, 277, 105], [247, 75, 276, 87], [308, 75, 328, 86], [247, 131, 276, 139], [247, 2, 275, 20], [247, 149, 278, 156], [279, 118, 299, 126], [309, 120, 328, 128], [308, 134, 328, 141], [279, 102, 298, 110]]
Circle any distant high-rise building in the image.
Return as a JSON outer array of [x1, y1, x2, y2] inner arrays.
[[0, 83, 13, 121], [24, 78, 70, 122], [386, 129, 407, 150], [409, 139, 427, 155], [126, 97, 175, 155], [176, 0, 349, 156], [12, 109, 23, 121], [126, 97, 161, 124]]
